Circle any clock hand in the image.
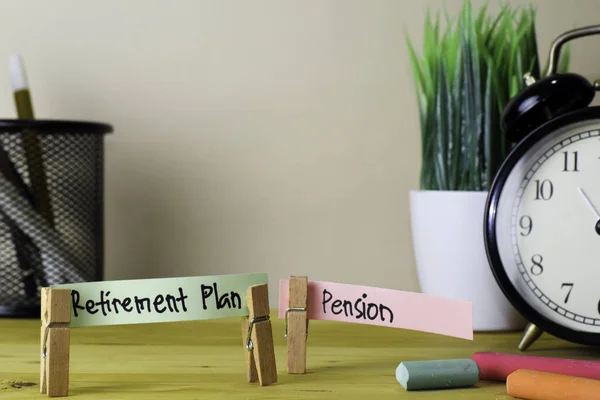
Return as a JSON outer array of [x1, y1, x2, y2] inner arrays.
[[577, 187, 600, 220]]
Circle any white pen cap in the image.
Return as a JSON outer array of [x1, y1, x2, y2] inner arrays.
[[9, 54, 29, 92]]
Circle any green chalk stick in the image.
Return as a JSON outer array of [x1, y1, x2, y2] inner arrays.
[[395, 358, 479, 391]]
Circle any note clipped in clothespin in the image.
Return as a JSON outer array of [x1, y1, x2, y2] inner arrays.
[[241, 283, 277, 386], [285, 276, 308, 374], [40, 288, 72, 397]]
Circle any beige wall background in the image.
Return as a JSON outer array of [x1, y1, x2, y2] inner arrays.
[[0, 0, 598, 306]]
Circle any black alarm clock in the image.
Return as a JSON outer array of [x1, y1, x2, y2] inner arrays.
[[484, 25, 600, 350]]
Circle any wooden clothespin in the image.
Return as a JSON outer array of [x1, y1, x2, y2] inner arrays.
[[285, 276, 308, 374], [40, 288, 71, 397], [241, 283, 277, 386]]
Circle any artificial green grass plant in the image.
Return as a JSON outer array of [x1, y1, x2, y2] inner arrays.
[[406, 1, 569, 191]]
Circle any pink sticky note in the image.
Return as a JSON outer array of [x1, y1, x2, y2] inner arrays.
[[278, 279, 473, 340]]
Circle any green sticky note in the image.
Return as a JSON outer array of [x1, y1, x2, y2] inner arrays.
[[51, 272, 268, 328]]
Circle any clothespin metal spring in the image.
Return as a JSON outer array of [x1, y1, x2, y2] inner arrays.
[[284, 307, 309, 339], [42, 321, 68, 358], [246, 315, 270, 351]]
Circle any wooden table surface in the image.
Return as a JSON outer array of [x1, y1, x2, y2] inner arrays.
[[2, 313, 600, 399]]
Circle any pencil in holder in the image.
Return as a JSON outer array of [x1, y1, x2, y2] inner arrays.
[[0, 119, 113, 317]]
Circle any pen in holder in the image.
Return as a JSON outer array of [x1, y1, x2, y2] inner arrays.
[[0, 119, 113, 317]]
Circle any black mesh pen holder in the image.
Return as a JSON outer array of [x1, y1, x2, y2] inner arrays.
[[0, 119, 113, 318]]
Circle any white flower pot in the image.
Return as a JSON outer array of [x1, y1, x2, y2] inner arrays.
[[409, 189, 527, 332]]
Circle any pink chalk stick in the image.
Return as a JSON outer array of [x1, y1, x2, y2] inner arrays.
[[278, 279, 473, 340], [472, 352, 600, 381]]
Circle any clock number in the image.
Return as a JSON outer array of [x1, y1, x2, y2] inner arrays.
[[530, 254, 544, 275], [561, 283, 574, 303], [534, 179, 553, 200], [563, 151, 579, 172], [519, 216, 533, 236]]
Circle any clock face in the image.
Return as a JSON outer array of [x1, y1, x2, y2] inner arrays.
[[487, 108, 600, 344]]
